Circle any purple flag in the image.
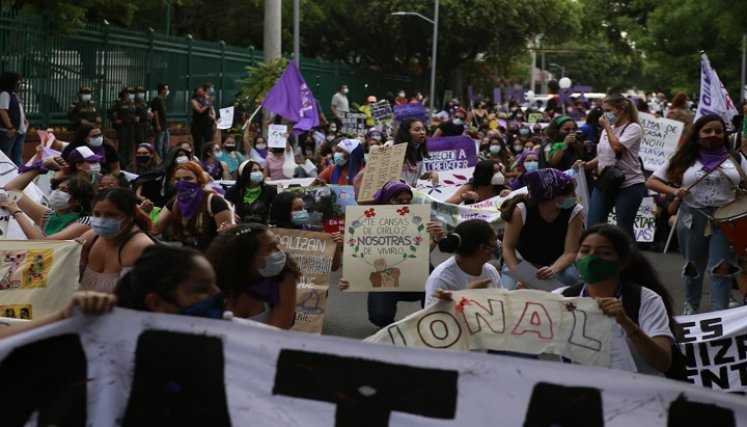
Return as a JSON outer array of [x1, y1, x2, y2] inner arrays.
[[493, 88, 501, 105], [261, 62, 320, 134]]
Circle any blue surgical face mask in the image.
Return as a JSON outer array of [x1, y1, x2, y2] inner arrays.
[[177, 291, 225, 319], [258, 250, 287, 278], [556, 197, 577, 210], [333, 152, 347, 166], [291, 209, 309, 226], [605, 111, 618, 125], [249, 171, 264, 184], [489, 145, 501, 154], [524, 161, 539, 172], [519, 129, 530, 136], [89, 136, 104, 147], [91, 216, 126, 240]]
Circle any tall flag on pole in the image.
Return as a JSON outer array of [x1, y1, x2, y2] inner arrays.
[[695, 52, 739, 129], [261, 62, 320, 134]]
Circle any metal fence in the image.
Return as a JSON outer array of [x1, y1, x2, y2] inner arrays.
[[0, 11, 411, 129]]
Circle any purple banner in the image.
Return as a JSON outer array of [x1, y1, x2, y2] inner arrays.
[[423, 135, 478, 172], [394, 102, 428, 125], [493, 88, 501, 105]]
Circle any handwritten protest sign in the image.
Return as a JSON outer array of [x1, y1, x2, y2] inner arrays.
[[607, 196, 656, 242], [639, 112, 683, 171], [357, 144, 407, 202], [423, 136, 478, 172], [276, 229, 336, 334], [343, 204, 430, 292], [217, 106, 234, 130], [366, 288, 613, 367], [3, 308, 745, 426], [285, 185, 356, 233], [268, 124, 288, 149], [0, 240, 81, 319], [340, 112, 367, 136], [393, 102, 428, 125]]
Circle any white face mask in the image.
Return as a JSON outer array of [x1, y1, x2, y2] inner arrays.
[[258, 251, 287, 278], [255, 143, 267, 150], [48, 190, 71, 211], [491, 173, 505, 186], [80, 94, 92, 102], [176, 156, 189, 164], [88, 162, 101, 174], [127, 94, 135, 101], [89, 136, 104, 147]]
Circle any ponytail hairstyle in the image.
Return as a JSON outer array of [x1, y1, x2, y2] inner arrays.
[[92, 187, 152, 233], [438, 219, 496, 256], [603, 93, 640, 126], [116, 245, 204, 311]]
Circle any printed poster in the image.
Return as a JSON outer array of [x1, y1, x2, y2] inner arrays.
[[276, 229, 336, 334], [0, 240, 82, 319], [357, 144, 407, 202], [342, 204, 430, 292], [268, 124, 288, 149], [217, 106, 235, 130], [607, 196, 656, 242]]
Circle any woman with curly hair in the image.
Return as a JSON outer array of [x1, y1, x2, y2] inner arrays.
[[207, 223, 298, 328]]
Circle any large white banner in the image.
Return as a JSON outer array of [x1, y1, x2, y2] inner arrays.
[[695, 52, 739, 128], [1, 308, 745, 426], [676, 305, 747, 392], [366, 289, 613, 367]]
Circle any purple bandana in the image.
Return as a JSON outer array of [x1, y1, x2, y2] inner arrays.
[[524, 168, 572, 200], [245, 277, 280, 305], [698, 145, 729, 172], [373, 181, 412, 204], [256, 148, 268, 159], [175, 180, 204, 221]]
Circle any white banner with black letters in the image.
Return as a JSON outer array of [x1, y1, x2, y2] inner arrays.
[[0, 308, 746, 426]]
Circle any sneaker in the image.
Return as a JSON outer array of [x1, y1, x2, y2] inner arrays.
[[683, 304, 697, 316]]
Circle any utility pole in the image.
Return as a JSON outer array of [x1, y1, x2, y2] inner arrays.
[[293, 0, 300, 66], [263, 0, 281, 62], [741, 33, 746, 103]]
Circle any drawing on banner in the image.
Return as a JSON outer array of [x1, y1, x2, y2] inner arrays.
[[357, 144, 407, 202], [268, 124, 288, 149], [0, 241, 81, 319], [639, 112, 683, 171], [276, 229, 337, 334], [423, 135, 478, 172], [343, 204, 430, 292], [366, 288, 613, 367], [286, 185, 356, 233], [1, 304, 31, 319], [607, 196, 656, 242], [340, 112, 367, 136]]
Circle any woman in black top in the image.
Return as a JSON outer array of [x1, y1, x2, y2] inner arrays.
[[501, 168, 584, 289], [190, 86, 214, 155], [225, 160, 277, 224], [60, 123, 121, 175]]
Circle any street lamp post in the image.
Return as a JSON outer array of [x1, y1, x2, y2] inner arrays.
[[392, 0, 439, 112], [559, 77, 572, 115]]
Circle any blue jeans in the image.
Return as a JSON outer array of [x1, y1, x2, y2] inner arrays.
[[676, 204, 739, 312], [0, 130, 25, 166], [367, 292, 424, 327], [587, 183, 646, 240], [154, 129, 170, 160], [501, 261, 579, 290]]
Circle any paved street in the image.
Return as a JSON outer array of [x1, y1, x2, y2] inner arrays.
[[322, 248, 736, 340]]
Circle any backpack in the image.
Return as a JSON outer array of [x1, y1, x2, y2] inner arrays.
[[562, 282, 688, 381]]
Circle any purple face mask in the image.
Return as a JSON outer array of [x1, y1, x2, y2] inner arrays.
[[175, 180, 204, 221]]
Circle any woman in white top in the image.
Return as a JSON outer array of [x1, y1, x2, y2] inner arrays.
[[646, 114, 747, 313], [425, 219, 502, 306], [574, 94, 645, 239], [393, 117, 438, 186]]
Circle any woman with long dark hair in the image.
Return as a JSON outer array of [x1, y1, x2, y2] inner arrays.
[[646, 114, 747, 313], [225, 159, 277, 224], [60, 123, 121, 175], [190, 86, 214, 155], [555, 224, 676, 376], [394, 117, 438, 185]]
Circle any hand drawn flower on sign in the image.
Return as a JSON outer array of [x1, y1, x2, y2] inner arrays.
[[364, 208, 376, 218], [347, 208, 423, 269], [413, 236, 423, 246], [396, 206, 410, 216]]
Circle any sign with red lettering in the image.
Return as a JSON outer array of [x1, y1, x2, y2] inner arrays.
[[365, 289, 613, 367]]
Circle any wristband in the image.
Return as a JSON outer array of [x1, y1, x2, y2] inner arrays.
[[11, 210, 22, 216]]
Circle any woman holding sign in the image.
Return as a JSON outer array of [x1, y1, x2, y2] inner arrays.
[[646, 114, 747, 313], [317, 138, 364, 185], [554, 225, 677, 376], [500, 168, 583, 289], [394, 117, 438, 186]]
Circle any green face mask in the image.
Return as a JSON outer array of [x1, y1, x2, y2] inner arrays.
[[576, 254, 619, 283]]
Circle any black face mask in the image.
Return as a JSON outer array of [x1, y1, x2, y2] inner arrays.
[[224, 145, 237, 152], [136, 156, 150, 163]]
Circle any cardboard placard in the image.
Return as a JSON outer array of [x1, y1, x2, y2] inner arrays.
[[357, 144, 407, 202], [342, 204, 430, 292], [639, 112, 683, 171], [276, 229, 336, 334], [607, 196, 656, 242]]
